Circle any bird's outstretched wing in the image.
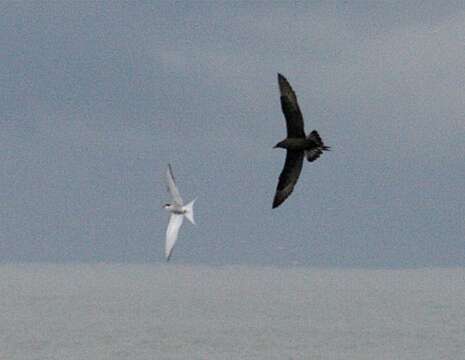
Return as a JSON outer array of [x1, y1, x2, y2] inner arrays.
[[278, 73, 305, 138], [273, 150, 304, 208], [166, 164, 183, 205], [165, 214, 184, 261]]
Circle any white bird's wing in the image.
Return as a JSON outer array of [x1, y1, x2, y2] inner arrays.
[[166, 164, 183, 205], [165, 214, 184, 261]]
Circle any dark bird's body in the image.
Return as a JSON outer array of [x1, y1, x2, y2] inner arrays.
[[272, 73, 330, 209]]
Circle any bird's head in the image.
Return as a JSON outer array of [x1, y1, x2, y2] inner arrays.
[[163, 203, 172, 210]]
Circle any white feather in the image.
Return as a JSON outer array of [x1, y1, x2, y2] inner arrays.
[[165, 214, 184, 260], [183, 198, 196, 225], [166, 164, 183, 205]]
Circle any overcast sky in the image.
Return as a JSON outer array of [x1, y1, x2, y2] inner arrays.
[[1, 1, 464, 266]]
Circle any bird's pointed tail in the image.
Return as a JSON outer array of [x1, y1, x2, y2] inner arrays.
[[305, 130, 330, 162], [183, 198, 196, 225], [307, 130, 330, 149]]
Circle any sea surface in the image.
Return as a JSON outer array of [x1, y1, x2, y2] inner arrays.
[[0, 264, 464, 359]]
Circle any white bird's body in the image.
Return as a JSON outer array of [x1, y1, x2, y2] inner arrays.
[[163, 164, 196, 261]]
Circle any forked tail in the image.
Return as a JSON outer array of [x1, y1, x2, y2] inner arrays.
[[183, 198, 196, 225]]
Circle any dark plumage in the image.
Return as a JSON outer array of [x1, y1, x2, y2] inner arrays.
[[272, 73, 330, 209]]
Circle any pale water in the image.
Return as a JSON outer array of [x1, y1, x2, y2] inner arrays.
[[0, 264, 464, 359]]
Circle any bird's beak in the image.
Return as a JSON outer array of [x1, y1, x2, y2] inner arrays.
[[273, 144, 278, 149]]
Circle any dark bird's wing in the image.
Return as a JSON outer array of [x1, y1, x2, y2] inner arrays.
[[278, 73, 305, 138], [273, 150, 304, 208]]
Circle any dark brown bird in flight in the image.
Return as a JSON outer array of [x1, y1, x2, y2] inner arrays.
[[272, 73, 330, 209]]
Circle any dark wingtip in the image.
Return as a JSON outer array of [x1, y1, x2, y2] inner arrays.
[[166, 251, 172, 262], [272, 197, 283, 209]]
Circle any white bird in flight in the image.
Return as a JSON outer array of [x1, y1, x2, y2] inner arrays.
[[163, 164, 196, 261]]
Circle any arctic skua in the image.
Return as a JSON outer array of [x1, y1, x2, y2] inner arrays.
[[272, 73, 330, 209]]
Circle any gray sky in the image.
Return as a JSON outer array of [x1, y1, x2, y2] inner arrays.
[[1, 1, 464, 266]]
